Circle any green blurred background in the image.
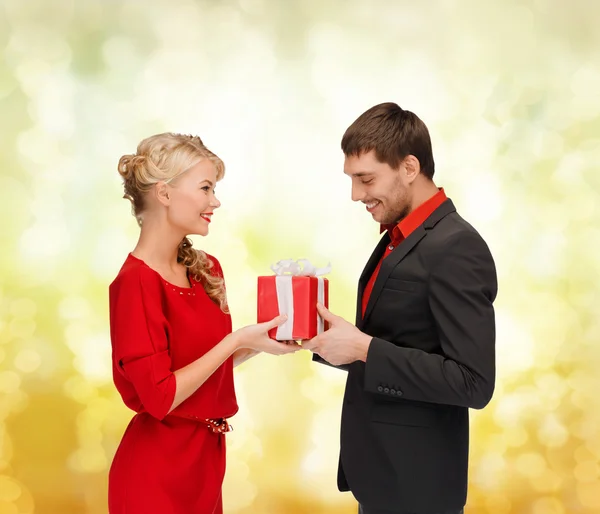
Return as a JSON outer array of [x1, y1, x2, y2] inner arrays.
[[1, 0, 599, 512]]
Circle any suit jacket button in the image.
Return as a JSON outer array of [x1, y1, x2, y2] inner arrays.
[[384, 387, 390, 393], [377, 386, 384, 392], [390, 389, 396, 395], [396, 390, 403, 396]]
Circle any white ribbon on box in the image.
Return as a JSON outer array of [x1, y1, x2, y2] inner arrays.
[[270, 259, 331, 340]]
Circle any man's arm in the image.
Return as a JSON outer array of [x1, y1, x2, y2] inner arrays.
[[363, 231, 497, 409]]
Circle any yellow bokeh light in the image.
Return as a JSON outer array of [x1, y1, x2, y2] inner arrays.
[[1, 0, 599, 512]]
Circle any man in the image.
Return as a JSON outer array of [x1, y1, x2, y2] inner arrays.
[[303, 102, 497, 514]]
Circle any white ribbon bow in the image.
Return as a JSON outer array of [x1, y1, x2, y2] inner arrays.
[[270, 259, 331, 277]]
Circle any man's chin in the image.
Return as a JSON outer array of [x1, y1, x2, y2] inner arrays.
[[369, 205, 398, 225], [369, 207, 384, 224], [378, 210, 407, 226], [374, 213, 395, 225]]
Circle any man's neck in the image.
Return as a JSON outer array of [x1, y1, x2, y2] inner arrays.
[[408, 180, 440, 214]]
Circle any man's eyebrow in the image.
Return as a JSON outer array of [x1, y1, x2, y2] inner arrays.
[[346, 171, 375, 177]]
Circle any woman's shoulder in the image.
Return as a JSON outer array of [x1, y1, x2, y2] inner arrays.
[[197, 250, 224, 277], [110, 254, 162, 292]]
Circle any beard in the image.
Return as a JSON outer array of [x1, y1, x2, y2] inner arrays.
[[378, 180, 411, 225], [379, 204, 410, 225]]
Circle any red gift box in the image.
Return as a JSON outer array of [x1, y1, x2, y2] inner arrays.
[[257, 275, 329, 340]]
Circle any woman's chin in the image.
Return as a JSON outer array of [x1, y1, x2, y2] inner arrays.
[[192, 225, 210, 237]]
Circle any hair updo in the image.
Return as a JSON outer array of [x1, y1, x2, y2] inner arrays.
[[118, 133, 228, 312]]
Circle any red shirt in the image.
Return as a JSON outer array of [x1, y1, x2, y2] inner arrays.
[[109, 253, 238, 421], [361, 189, 448, 318]]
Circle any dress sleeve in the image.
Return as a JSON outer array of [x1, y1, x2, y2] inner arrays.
[[109, 268, 176, 420]]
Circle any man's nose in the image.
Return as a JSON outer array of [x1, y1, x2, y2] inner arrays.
[[351, 183, 364, 202]]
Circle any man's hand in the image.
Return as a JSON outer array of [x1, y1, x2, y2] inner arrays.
[[302, 303, 372, 366]]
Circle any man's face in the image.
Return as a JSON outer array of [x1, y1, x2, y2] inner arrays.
[[344, 150, 412, 225]]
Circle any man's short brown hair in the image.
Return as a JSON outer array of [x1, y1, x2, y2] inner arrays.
[[341, 102, 435, 179]]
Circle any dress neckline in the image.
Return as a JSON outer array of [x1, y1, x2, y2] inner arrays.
[[128, 253, 195, 290]]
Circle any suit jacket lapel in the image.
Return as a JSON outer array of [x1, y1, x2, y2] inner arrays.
[[356, 233, 390, 327], [361, 226, 427, 324], [359, 199, 458, 327]]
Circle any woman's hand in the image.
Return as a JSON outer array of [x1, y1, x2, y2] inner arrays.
[[233, 315, 301, 355]]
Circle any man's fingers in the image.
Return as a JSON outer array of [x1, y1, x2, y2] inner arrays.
[[301, 339, 314, 350], [302, 336, 321, 352], [316, 303, 336, 323]]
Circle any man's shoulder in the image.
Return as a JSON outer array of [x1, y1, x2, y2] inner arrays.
[[421, 210, 494, 265], [426, 210, 482, 242]]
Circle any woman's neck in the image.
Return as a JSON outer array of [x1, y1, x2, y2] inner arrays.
[[131, 216, 185, 271]]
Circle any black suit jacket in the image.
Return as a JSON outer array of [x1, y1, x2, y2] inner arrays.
[[314, 199, 497, 513]]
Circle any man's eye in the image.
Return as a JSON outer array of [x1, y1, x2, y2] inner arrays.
[[361, 179, 373, 185]]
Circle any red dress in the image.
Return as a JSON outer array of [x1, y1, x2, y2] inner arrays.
[[108, 253, 238, 514]]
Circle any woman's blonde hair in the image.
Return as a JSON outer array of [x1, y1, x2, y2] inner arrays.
[[117, 133, 228, 312]]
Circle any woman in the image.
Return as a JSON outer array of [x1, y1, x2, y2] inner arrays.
[[108, 133, 298, 513]]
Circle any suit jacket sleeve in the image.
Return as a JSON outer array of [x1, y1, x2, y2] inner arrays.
[[363, 231, 497, 409], [312, 352, 350, 372]]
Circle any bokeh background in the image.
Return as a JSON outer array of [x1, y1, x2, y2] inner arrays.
[[1, 0, 600, 512]]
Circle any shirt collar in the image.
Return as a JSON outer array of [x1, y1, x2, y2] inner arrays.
[[380, 188, 448, 244]]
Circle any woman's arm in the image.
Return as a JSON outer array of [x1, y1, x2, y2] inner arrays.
[[231, 340, 299, 368], [232, 348, 260, 367], [170, 333, 240, 412], [170, 317, 298, 413]]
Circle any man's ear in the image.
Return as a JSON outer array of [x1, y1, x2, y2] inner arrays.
[[403, 155, 421, 183]]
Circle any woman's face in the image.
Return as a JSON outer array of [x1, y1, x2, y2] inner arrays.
[[163, 159, 221, 237]]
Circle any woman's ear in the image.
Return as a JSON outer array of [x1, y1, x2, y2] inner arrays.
[[155, 181, 171, 206]]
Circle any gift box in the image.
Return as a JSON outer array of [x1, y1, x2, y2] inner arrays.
[[257, 259, 330, 340]]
